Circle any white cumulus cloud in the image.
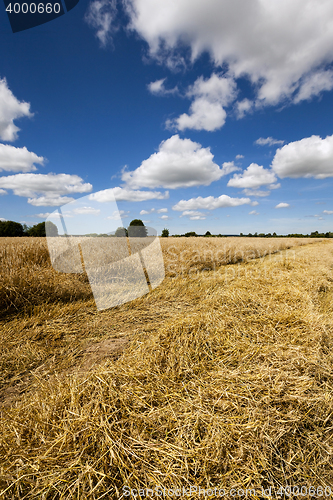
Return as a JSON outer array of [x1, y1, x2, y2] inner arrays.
[[271, 134, 333, 179], [0, 173, 92, 206], [275, 202, 290, 208], [122, 134, 227, 189], [180, 210, 206, 220], [0, 77, 33, 142], [123, 0, 333, 106], [221, 161, 241, 176], [167, 73, 237, 132], [228, 163, 278, 190], [173, 194, 253, 211], [89, 186, 169, 202], [0, 144, 44, 173]]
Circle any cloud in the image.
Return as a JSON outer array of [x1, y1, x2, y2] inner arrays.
[[173, 194, 253, 211], [148, 78, 178, 95], [275, 202, 290, 208], [235, 154, 244, 159], [243, 189, 270, 197], [0, 77, 33, 142], [85, 0, 118, 46], [72, 206, 101, 215], [294, 70, 333, 103], [35, 213, 50, 218], [0, 189, 7, 195], [180, 210, 206, 220], [139, 207, 168, 215], [89, 186, 169, 202], [227, 163, 278, 191], [167, 73, 237, 132], [124, 0, 333, 106], [323, 210, 333, 215], [249, 210, 259, 215], [148, 78, 165, 94], [221, 161, 240, 176], [0, 144, 45, 173], [0, 173, 92, 206], [28, 196, 76, 206], [35, 212, 72, 219], [236, 99, 253, 118], [271, 134, 333, 179], [159, 215, 169, 220], [106, 209, 130, 220], [122, 134, 227, 189], [255, 137, 284, 147]]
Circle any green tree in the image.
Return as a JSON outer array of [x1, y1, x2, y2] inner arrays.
[[27, 222, 46, 237], [184, 231, 197, 237], [128, 219, 147, 237], [115, 227, 128, 237], [205, 231, 211, 236], [161, 228, 169, 237], [0, 220, 24, 237], [45, 221, 58, 236]]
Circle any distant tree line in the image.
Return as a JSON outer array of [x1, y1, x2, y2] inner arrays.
[[2, 219, 332, 239], [170, 230, 333, 238], [0, 220, 58, 237], [0, 218, 150, 237], [240, 231, 333, 238]]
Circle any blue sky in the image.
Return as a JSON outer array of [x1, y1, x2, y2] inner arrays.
[[1, 0, 333, 235]]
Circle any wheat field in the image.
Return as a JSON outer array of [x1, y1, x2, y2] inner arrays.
[[0, 236, 333, 498], [0, 236, 315, 317]]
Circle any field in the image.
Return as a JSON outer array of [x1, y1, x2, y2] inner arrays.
[[0, 236, 333, 498]]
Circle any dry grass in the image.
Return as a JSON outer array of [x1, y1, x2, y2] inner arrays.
[[0, 236, 315, 316], [0, 238, 92, 317], [0, 237, 332, 498], [161, 236, 315, 277]]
